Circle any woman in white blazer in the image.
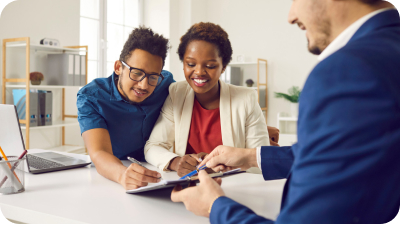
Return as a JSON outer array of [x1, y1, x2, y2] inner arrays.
[[145, 22, 271, 176]]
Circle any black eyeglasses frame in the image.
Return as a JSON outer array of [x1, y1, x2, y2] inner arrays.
[[121, 61, 164, 86]]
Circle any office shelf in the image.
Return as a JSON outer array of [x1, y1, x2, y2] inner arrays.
[[20, 120, 80, 130], [6, 42, 87, 53], [2, 37, 87, 151], [227, 59, 269, 121], [6, 84, 83, 89], [277, 112, 298, 145], [229, 61, 267, 66]]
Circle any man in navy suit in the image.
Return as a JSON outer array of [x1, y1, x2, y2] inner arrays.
[[170, 0, 400, 223]]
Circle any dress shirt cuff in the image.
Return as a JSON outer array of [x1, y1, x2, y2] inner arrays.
[[256, 146, 262, 172]]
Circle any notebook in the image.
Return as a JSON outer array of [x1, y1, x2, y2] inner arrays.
[[126, 168, 245, 194]]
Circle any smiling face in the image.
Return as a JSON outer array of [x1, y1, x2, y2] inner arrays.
[[114, 49, 163, 104], [288, 0, 331, 55], [183, 40, 225, 95]]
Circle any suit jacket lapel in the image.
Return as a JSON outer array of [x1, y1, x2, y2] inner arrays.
[[177, 85, 194, 155], [219, 81, 235, 146]]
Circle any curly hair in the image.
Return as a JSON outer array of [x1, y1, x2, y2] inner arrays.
[[360, 0, 382, 3], [177, 22, 233, 67], [120, 26, 170, 67]]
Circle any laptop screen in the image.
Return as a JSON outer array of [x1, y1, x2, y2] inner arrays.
[[0, 104, 26, 159]]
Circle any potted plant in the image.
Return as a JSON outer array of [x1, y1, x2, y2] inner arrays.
[[30, 72, 44, 85], [275, 86, 301, 117], [245, 79, 254, 87]]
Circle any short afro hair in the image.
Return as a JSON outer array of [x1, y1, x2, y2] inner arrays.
[[360, 0, 382, 3], [120, 26, 170, 67], [177, 22, 233, 67]]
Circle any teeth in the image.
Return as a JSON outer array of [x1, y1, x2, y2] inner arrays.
[[194, 79, 207, 84], [135, 90, 144, 94]]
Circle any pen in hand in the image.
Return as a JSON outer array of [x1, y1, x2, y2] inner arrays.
[[127, 156, 145, 168], [180, 164, 208, 180], [127, 157, 163, 180]]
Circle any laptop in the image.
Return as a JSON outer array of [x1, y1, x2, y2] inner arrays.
[[0, 104, 91, 174]]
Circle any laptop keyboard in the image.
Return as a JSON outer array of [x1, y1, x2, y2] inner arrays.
[[27, 154, 65, 169]]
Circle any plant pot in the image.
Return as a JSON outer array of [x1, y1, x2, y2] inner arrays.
[[31, 80, 41, 85], [290, 102, 299, 117], [246, 83, 253, 87]]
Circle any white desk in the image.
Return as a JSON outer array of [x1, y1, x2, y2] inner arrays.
[[0, 150, 286, 224]]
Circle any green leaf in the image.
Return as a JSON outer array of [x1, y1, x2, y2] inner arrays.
[[274, 86, 301, 103]]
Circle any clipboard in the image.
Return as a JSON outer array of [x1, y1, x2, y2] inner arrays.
[[126, 168, 246, 194]]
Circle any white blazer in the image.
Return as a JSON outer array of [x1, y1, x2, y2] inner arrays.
[[144, 80, 270, 172]]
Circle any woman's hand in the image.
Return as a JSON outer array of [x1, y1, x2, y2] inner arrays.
[[268, 126, 280, 146], [169, 155, 200, 177]]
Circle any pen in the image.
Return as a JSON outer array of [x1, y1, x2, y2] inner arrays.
[[180, 164, 208, 180], [127, 156, 145, 168], [0, 150, 27, 188], [0, 146, 21, 183]]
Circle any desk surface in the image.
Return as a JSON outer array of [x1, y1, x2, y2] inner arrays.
[[0, 150, 285, 224]]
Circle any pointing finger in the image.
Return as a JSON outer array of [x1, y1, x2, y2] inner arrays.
[[199, 146, 221, 167], [205, 155, 225, 169]]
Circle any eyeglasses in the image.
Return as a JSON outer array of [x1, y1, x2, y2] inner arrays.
[[121, 61, 164, 86]]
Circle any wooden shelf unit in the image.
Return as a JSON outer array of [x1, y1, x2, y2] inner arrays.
[[228, 58, 268, 121], [2, 37, 88, 150], [257, 58, 268, 121]]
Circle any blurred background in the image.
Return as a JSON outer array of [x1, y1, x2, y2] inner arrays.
[[0, 0, 398, 151]]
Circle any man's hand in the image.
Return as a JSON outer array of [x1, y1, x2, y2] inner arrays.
[[199, 146, 258, 172], [171, 170, 224, 217], [169, 154, 201, 177], [118, 163, 161, 190], [268, 126, 280, 146]]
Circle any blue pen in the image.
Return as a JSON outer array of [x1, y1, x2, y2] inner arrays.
[[180, 164, 208, 180]]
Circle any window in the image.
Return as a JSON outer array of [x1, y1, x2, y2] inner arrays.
[[80, 0, 142, 83]]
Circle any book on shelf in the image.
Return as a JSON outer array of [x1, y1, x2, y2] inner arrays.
[[80, 55, 86, 86], [12, 89, 52, 127], [47, 53, 86, 86]]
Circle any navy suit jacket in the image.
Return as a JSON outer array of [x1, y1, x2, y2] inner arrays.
[[210, 9, 400, 224]]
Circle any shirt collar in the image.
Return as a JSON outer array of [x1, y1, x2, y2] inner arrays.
[[110, 72, 124, 102], [318, 8, 394, 62]]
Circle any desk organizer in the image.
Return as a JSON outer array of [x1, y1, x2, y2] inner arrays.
[[0, 156, 25, 195]]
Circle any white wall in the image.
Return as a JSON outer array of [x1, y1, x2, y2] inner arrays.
[[201, 0, 318, 127], [0, 0, 83, 149], [1, 0, 399, 148], [144, 0, 318, 127]]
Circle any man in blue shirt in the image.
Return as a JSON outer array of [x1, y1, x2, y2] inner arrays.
[[170, 0, 400, 223], [77, 27, 174, 190]]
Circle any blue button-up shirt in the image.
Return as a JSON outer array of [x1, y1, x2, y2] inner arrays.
[[77, 71, 174, 161]]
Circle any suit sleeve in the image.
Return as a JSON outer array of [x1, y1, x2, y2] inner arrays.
[[210, 197, 274, 224], [260, 146, 294, 180], [209, 51, 400, 223], [274, 52, 400, 223]]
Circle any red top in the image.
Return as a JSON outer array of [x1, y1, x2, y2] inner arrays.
[[186, 98, 223, 154]]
